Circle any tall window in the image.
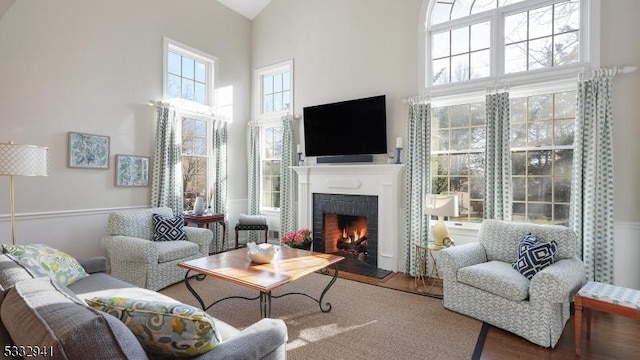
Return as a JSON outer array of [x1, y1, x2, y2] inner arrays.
[[425, 0, 588, 226], [254, 60, 294, 212], [163, 38, 217, 210]]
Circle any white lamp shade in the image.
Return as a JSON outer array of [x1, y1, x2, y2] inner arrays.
[[424, 194, 459, 218], [0, 143, 49, 177]]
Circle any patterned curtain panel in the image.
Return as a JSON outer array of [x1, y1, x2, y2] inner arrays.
[[403, 102, 431, 276], [150, 103, 183, 215], [484, 92, 512, 220], [570, 70, 615, 284], [280, 115, 296, 237], [212, 120, 228, 249], [246, 124, 262, 242]]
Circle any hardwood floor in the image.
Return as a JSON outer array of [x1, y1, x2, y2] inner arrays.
[[333, 270, 640, 359]]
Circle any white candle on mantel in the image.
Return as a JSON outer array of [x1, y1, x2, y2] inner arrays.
[[296, 144, 301, 153], [396, 137, 403, 148]]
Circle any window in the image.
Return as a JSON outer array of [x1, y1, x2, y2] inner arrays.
[[163, 39, 218, 210], [164, 38, 216, 112], [425, 0, 589, 226], [181, 117, 211, 210], [254, 60, 294, 212], [431, 101, 486, 222]]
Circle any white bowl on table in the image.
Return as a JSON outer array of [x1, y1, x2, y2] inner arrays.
[[247, 242, 279, 264]]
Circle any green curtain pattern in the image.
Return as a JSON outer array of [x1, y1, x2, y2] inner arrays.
[[484, 92, 512, 220], [150, 103, 183, 215], [246, 124, 262, 243], [570, 70, 615, 284], [404, 102, 431, 276], [280, 115, 296, 237], [213, 120, 228, 250]]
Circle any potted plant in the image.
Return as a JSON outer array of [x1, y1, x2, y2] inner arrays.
[[282, 229, 312, 250]]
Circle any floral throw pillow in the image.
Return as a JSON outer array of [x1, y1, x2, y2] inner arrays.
[[2, 244, 89, 286], [86, 297, 221, 358], [511, 233, 558, 280]]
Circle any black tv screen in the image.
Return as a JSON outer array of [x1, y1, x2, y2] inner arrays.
[[303, 95, 387, 157]]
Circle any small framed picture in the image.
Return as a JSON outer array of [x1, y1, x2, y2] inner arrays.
[[116, 154, 149, 187], [68, 132, 110, 169]]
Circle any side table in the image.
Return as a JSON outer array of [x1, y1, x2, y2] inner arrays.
[[415, 242, 446, 295], [184, 213, 227, 254]]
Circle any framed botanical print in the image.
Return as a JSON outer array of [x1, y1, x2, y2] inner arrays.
[[115, 154, 149, 187], [68, 132, 110, 169]]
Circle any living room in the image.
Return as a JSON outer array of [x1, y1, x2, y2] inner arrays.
[[1, 0, 639, 358]]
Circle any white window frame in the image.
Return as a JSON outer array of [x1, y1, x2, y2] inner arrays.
[[422, 0, 597, 229], [253, 60, 294, 213], [163, 37, 218, 115], [179, 113, 214, 211]]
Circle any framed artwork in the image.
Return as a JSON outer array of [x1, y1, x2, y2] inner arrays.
[[68, 132, 110, 169], [115, 154, 149, 187]]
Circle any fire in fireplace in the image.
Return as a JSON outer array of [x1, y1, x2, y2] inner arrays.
[[323, 214, 368, 262]]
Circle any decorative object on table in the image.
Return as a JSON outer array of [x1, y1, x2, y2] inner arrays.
[[68, 131, 110, 169], [424, 194, 459, 248], [246, 242, 279, 264], [0, 141, 48, 245], [193, 196, 205, 216], [395, 136, 403, 164], [115, 154, 149, 186], [282, 229, 312, 250]]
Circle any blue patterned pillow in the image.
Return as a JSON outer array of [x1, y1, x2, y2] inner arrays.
[[152, 214, 186, 241], [512, 233, 558, 280], [2, 244, 89, 286]]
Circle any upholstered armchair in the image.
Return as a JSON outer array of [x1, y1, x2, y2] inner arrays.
[[102, 207, 212, 291], [439, 219, 585, 348]]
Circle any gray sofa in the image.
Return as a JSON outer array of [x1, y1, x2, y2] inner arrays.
[[439, 219, 585, 348], [0, 253, 287, 359]]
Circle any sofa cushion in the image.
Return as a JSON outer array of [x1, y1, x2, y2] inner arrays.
[[156, 240, 200, 263], [458, 261, 530, 301], [0, 277, 148, 360], [152, 213, 187, 241], [86, 296, 221, 358], [512, 234, 558, 280], [2, 244, 89, 286], [0, 253, 35, 289]]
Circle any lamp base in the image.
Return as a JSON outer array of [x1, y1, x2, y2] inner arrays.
[[431, 218, 450, 248]]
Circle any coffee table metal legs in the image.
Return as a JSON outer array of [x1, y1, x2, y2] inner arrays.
[[183, 264, 339, 318]]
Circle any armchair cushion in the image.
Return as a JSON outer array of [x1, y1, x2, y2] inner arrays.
[[152, 213, 187, 241], [156, 241, 199, 263], [512, 234, 558, 280], [458, 261, 530, 302]]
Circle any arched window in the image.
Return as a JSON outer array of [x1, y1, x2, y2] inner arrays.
[[423, 0, 593, 225]]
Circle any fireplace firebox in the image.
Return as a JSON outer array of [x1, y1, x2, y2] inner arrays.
[[312, 193, 378, 267]]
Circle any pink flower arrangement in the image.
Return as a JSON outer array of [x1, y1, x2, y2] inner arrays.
[[282, 229, 312, 248]]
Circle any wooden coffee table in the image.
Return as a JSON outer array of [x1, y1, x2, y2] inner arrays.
[[178, 246, 344, 318]]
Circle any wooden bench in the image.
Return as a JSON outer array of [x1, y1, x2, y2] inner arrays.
[[574, 281, 640, 357]]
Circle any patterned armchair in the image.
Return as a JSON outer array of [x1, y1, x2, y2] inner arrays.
[[102, 207, 212, 291], [439, 219, 585, 348]]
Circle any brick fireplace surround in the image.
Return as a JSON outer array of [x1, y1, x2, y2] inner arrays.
[[292, 164, 405, 272]]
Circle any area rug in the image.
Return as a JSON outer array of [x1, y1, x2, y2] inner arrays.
[[160, 273, 482, 359]]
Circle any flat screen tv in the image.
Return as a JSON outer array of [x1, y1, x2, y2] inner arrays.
[[303, 95, 387, 159]]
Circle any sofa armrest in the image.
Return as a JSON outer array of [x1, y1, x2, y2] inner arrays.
[[530, 256, 585, 304], [101, 235, 158, 264], [439, 243, 487, 281], [196, 318, 287, 360], [184, 227, 214, 254], [77, 256, 107, 274]]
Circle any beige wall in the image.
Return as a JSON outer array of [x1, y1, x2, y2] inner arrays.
[[252, 0, 640, 288], [0, 0, 251, 257]]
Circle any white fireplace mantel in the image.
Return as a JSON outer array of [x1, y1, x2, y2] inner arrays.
[[292, 164, 405, 272]]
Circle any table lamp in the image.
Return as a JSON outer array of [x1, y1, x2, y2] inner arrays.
[[424, 194, 458, 248], [0, 141, 49, 245]]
